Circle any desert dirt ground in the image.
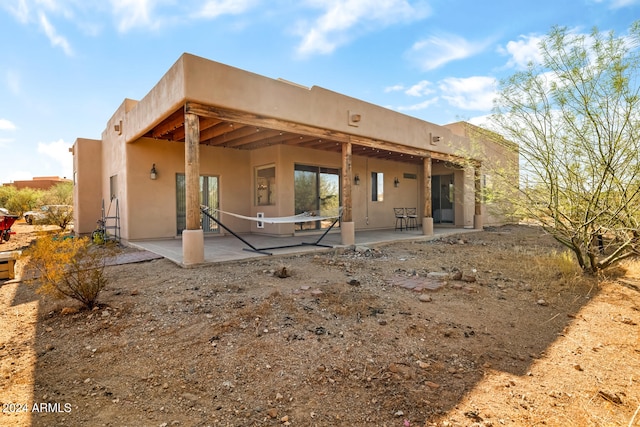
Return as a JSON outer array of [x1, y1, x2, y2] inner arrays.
[[1, 220, 640, 427]]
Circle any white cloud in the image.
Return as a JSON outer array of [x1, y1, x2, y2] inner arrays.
[[39, 11, 74, 56], [439, 76, 497, 111], [593, 0, 640, 8], [407, 34, 489, 71], [38, 139, 73, 178], [3, 0, 31, 23], [296, 0, 431, 56], [397, 97, 439, 112], [405, 80, 434, 97], [1, 0, 75, 54], [195, 0, 256, 18], [110, 0, 158, 32], [0, 119, 17, 131], [499, 34, 544, 69], [391, 76, 496, 113], [384, 84, 405, 93], [467, 113, 492, 127], [0, 0, 259, 35]]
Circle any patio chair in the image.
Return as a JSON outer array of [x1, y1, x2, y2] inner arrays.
[[405, 207, 417, 230], [394, 208, 407, 231]]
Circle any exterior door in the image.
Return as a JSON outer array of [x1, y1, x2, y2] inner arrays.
[[176, 174, 219, 234], [294, 164, 340, 230], [432, 174, 454, 224]]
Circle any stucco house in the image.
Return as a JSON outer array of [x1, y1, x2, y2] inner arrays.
[[71, 53, 518, 265]]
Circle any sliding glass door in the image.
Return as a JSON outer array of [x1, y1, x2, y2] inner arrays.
[[294, 164, 340, 230], [176, 174, 219, 234], [432, 174, 454, 224]]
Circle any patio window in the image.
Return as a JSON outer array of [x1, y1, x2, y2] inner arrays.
[[255, 165, 276, 206]]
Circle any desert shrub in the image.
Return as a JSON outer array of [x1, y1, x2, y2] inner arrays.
[[25, 234, 116, 309], [42, 205, 74, 230]]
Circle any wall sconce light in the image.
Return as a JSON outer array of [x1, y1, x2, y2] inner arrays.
[[150, 164, 158, 180], [354, 174, 360, 185], [394, 177, 400, 187]]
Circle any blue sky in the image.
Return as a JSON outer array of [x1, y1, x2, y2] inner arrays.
[[1, 0, 638, 185]]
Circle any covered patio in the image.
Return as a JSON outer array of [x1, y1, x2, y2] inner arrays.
[[130, 226, 478, 266], [73, 54, 517, 268]]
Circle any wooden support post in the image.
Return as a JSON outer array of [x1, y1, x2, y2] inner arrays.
[[422, 156, 433, 235], [474, 165, 483, 229], [185, 113, 201, 230], [423, 156, 432, 217], [341, 141, 355, 245], [183, 111, 204, 265], [474, 166, 482, 215], [342, 141, 353, 222]]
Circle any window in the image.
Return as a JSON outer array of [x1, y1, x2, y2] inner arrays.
[[255, 165, 276, 206], [109, 175, 118, 200], [371, 172, 384, 202]]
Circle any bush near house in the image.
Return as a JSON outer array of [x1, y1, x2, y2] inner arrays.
[[25, 235, 116, 309]]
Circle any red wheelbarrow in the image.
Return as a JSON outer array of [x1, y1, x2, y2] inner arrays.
[[0, 212, 19, 243]]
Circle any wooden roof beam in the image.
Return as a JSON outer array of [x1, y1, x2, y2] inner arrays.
[[185, 102, 351, 143]]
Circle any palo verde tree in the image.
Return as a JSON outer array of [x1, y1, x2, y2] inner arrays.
[[490, 21, 640, 274]]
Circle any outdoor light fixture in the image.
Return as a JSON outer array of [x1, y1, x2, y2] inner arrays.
[[394, 177, 400, 187], [432, 135, 441, 143], [354, 174, 360, 185], [150, 164, 158, 180]]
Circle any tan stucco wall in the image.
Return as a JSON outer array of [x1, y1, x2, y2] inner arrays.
[[444, 121, 520, 226], [351, 156, 422, 229], [123, 138, 253, 240], [72, 138, 102, 235]]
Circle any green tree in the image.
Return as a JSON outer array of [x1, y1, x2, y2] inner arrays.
[[491, 22, 640, 273], [5, 187, 43, 216], [0, 185, 17, 209], [41, 182, 73, 205]]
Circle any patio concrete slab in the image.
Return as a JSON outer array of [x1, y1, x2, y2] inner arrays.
[[129, 227, 480, 266]]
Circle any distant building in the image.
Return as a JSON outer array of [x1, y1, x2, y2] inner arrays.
[[3, 176, 72, 190]]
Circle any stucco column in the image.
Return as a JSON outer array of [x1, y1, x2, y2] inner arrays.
[[341, 140, 355, 245], [183, 112, 204, 265], [422, 156, 433, 235], [474, 164, 483, 230]]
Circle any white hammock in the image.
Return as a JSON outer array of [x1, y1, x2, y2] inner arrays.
[[202, 206, 342, 224], [200, 205, 342, 255]]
